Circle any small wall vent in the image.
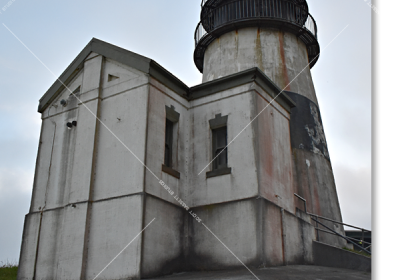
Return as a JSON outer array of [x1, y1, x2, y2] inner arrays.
[[108, 74, 119, 82], [72, 86, 81, 94]]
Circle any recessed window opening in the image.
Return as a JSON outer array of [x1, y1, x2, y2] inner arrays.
[[213, 126, 228, 170], [164, 119, 174, 168]]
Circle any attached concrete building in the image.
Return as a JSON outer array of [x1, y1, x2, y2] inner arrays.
[[18, 1, 347, 279]]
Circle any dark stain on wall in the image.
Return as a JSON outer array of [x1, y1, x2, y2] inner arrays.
[[285, 91, 330, 161]]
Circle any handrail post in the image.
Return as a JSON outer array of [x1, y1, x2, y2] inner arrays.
[[361, 229, 365, 249], [316, 216, 320, 241], [294, 193, 307, 213]]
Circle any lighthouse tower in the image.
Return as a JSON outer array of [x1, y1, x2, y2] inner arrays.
[[194, 0, 343, 246]]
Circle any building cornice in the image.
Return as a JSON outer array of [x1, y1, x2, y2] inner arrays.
[[188, 67, 296, 112]]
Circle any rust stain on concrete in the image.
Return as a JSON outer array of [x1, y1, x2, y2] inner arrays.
[[278, 32, 291, 91], [313, 180, 321, 215], [255, 28, 264, 72], [235, 29, 239, 69]]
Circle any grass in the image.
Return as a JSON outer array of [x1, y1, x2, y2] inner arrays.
[[342, 247, 371, 258], [0, 261, 18, 280]]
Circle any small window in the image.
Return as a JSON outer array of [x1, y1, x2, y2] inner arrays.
[[206, 114, 232, 178], [164, 119, 173, 168], [162, 105, 181, 179], [212, 126, 228, 170]]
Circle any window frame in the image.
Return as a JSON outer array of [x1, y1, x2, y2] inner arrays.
[[206, 114, 232, 178]]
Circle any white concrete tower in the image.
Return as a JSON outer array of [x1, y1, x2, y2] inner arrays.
[[195, 0, 319, 102], [194, 0, 344, 246]]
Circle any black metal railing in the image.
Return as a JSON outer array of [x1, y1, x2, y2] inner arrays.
[[201, 0, 309, 8], [194, 0, 320, 72], [195, 0, 317, 47], [205, 0, 309, 31], [295, 194, 371, 255]]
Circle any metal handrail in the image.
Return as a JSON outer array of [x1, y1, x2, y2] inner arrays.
[[294, 193, 371, 255], [195, 22, 207, 48], [314, 228, 372, 246], [344, 235, 372, 245], [195, 0, 317, 48], [294, 193, 371, 233], [308, 212, 371, 232], [310, 216, 371, 255]]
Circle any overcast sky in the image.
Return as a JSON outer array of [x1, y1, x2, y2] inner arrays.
[[0, 0, 371, 264]]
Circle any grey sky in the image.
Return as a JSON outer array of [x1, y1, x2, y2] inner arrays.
[[0, 0, 371, 263]]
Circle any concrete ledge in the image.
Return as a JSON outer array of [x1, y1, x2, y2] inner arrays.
[[313, 241, 371, 272], [162, 164, 181, 179], [189, 68, 295, 112], [146, 265, 371, 280], [206, 167, 232, 178]]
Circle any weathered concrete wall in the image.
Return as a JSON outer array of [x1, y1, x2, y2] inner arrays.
[[188, 199, 261, 271], [262, 200, 315, 267], [20, 55, 104, 280], [141, 76, 306, 274], [68, 99, 99, 204], [144, 78, 190, 207], [262, 200, 285, 267], [92, 86, 148, 201], [292, 148, 346, 247], [50, 204, 89, 279], [93, 56, 149, 201], [33, 209, 63, 279], [202, 28, 318, 105], [84, 195, 143, 280], [186, 198, 316, 271], [17, 213, 40, 279], [21, 204, 90, 279], [188, 85, 259, 207], [283, 209, 315, 265], [141, 195, 186, 278], [65, 55, 102, 206], [286, 91, 346, 247], [30, 78, 81, 212], [19, 54, 151, 280], [251, 86, 295, 213]]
